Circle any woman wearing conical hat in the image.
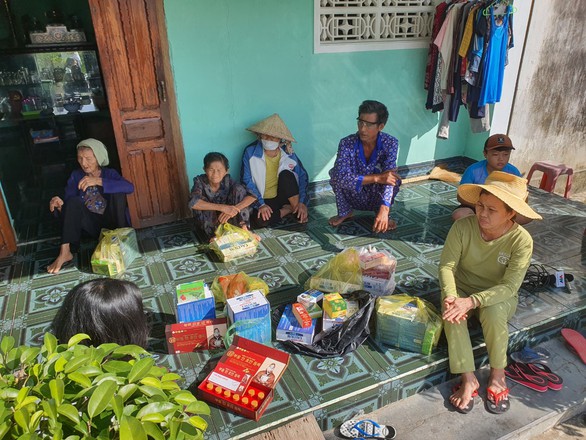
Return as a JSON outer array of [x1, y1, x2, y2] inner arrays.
[[241, 114, 309, 227], [439, 171, 542, 415]]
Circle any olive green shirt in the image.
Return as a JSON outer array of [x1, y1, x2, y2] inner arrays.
[[439, 216, 533, 307]]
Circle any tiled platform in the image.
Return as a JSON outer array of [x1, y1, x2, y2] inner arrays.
[[0, 176, 584, 440]]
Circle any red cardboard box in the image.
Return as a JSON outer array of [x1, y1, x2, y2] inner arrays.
[[165, 318, 227, 353], [198, 335, 290, 420]]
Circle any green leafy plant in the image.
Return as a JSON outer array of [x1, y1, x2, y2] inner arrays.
[[0, 333, 210, 439]]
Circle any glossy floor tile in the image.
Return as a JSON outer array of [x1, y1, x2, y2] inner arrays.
[[0, 175, 584, 438]]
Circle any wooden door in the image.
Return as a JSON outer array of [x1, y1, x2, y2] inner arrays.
[[0, 186, 17, 257], [88, 0, 189, 228]]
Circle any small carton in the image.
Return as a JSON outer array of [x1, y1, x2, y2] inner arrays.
[[175, 281, 215, 323], [292, 303, 312, 328], [359, 251, 393, 270], [323, 292, 347, 319], [226, 290, 271, 344], [276, 304, 317, 345], [322, 299, 359, 332], [297, 289, 324, 307], [198, 336, 290, 420], [165, 318, 227, 353]]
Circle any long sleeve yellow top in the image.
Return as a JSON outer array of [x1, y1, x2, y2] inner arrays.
[[439, 216, 533, 307]]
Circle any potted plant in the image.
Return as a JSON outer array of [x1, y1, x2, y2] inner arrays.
[[0, 333, 210, 439]]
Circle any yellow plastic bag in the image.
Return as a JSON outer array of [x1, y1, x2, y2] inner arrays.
[[375, 294, 443, 355], [91, 228, 139, 276], [211, 272, 270, 304], [306, 248, 363, 293], [209, 223, 258, 262]]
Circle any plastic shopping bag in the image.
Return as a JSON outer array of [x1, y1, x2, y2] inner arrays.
[[306, 248, 363, 294], [272, 290, 375, 358], [91, 227, 139, 276], [375, 294, 443, 355], [209, 223, 258, 262], [211, 272, 270, 304]]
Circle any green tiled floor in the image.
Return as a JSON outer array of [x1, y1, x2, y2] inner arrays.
[[0, 178, 585, 439]]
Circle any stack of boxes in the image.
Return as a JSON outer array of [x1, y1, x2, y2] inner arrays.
[[359, 248, 397, 296]]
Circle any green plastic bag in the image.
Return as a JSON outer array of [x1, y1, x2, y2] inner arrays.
[[208, 223, 258, 262]]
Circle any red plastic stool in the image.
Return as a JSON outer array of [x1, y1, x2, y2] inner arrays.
[[526, 161, 573, 198]]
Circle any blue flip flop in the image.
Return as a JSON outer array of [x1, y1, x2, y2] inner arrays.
[[339, 419, 396, 439]]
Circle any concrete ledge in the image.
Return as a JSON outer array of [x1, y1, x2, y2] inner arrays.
[[323, 336, 585, 440]]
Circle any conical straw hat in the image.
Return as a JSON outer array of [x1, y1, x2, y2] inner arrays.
[[246, 113, 296, 143], [458, 171, 542, 220]]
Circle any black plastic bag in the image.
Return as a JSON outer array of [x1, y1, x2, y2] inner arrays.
[[271, 290, 375, 358]]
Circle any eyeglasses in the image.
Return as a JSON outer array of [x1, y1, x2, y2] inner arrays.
[[356, 118, 379, 129]]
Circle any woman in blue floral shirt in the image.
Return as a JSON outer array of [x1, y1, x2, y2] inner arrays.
[[329, 100, 401, 233], [189, 152, 256, 241]]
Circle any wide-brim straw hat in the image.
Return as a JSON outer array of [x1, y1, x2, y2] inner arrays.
[[458, 171, 542, 220], [246, 113, 296, 143]]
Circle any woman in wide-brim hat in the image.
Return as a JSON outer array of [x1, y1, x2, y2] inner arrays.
[[439, 171, 541, 415], [241, 113, 309, 227]]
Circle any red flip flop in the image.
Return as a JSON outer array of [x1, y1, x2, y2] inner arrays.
[[504, 362, 548, 392], [561, 328, 586, 364], [526, 363, 563, 391]]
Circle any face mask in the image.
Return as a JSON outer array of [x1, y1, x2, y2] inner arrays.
[[261, 139, 280, 151]]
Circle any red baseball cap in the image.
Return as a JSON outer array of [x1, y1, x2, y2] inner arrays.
[[485, 134, 515, 151]]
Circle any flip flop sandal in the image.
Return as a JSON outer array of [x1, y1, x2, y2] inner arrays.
[[485, 387, 510, 414], [510, 346, 551, 364], [450, 384, 479, 414], [504, 363, 548, 392], [561, 328, 586, 364], [339, 419, 396, 439], [526, 363, 563, 391]]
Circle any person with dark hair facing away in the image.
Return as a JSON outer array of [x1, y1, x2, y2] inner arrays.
[[329, 100, 401, 233], [452, 134, 531, 224], [52, 278, 149, 347], [47, 138, 134, 274], [241, 114, 309, 227], [189, 152, 256, 241]]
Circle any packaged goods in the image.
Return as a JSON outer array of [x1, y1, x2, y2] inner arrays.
[[91, 228, 139, 276], [165, 318, 227, 353], [323, 292, 347, 319], [226, 290, 271, 344], [276, 304, 317, 345], [175, 280, 215, 323], [209, 223, 258, 262]]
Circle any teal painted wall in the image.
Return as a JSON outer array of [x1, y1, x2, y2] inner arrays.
[[164, 0, 484, 183]]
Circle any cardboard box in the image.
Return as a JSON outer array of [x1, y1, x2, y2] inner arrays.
[[276, 304, 317, 345], [297, 289, 324, 307], [226, 290, 271, 344], [308, 276, 361, 294], [322, 299, 359, 332], [90, 228, 139, 276], [175, 281, 215, 323], [359, 251, 393, 270], [198, 336, 290, 420], [375, 302, 442, 355], [210, 232, 257, 262], [165, 318, 227, 353], [362, 275, 396, 297], [323, 292, 347, 318], [292, 303, 312, 328]]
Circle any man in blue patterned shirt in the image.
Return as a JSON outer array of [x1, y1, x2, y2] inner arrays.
[[328, 100, 401, 233]]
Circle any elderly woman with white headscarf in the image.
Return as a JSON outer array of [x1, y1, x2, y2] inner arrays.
[[47, 138, 134, 274]]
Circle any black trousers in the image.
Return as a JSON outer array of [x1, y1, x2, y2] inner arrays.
[[253, 170, 299, 228], [58, 193, 128, 249]]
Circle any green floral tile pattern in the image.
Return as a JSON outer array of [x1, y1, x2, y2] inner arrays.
[[0, 176, 584, 438]]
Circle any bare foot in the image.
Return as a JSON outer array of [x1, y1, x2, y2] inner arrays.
[[328, 212, 353, 227], [449, 372, 480, 411], [47, 244, 74, 274], [385, 219, 397, 231], [280, 204, 293, 219], [487, 368, 507, 395]]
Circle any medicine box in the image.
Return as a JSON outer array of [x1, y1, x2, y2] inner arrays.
[[175, 280, 215, 323], [165, 318, 227, 353], [198, 336, 290, 420], [226, 290, 271, 344], [276, 304, 317, 345]]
